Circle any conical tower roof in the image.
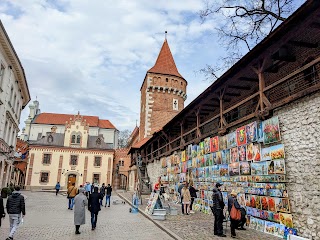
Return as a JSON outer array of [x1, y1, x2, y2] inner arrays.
[[147, 39, 184, 79]]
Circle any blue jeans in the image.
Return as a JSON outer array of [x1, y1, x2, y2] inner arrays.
[[91, 212, 98, 228], [9, 214, 21, 238], [68, 198, 74, 209], [105, 195, 111, 206]]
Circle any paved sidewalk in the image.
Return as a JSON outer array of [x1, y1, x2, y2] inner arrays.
[[0, 191, 173, 240], [118, 191, 280, 240]]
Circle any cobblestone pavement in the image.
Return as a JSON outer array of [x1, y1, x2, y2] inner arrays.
[[0, 191, 173, 240], [119, 191, 281, 240]]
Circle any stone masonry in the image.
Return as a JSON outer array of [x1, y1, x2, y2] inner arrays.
[[274, 91, 320, 240]]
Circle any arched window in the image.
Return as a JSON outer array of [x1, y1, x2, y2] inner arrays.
[[71, 135, 76, 143], [96, 138, 101, 145], [48, 135, 53, 143], [76, 135, 81, 143]]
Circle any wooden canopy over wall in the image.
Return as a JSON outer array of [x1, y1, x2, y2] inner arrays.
[[131, 0, 320, 165]]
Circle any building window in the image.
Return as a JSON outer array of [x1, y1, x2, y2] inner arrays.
[[48, 135, 53, 143], [9, 86, 13, 106], [40, 172, 49, 183], [0, 64, 4, 89], [3, 121, 8, 141], [96, 138, 101, 145], [93, 174, 100, 184], [71, 135, 76, 143], [43, 154, 51, 164], [119, 160, 124, 166], [76, 135, 81, 143], [166, 78, 168, 82], [70, 155, 78, 165], [173, 99, 179, 111], [94, 156, 101, 167], [13, 94, 16, 111]]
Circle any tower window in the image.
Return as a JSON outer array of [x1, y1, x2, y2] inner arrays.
[[166, 78, 168, 82], [76, 135, 81, 143], [173, 99, 179, 111], [71, 135, 76, 143], [181, 81, 183, 85]]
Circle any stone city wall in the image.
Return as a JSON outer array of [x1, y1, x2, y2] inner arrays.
[[274, 91, 320, 240], [146, 160, 162, 189]]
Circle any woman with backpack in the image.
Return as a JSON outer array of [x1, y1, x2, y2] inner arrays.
[[228, 190, 242, 238]]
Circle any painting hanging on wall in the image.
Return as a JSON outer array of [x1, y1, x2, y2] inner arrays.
[[267, 161, 275, 174], [210, 136, 219, 152], [263, 116, 281, 145], [252, 144, 261, 162], [246, 121, 257, 143], [236, 126, 247, 146], [274, 159, 286, 174], [276, 198, 291, 213], [238, 145, 246, 161], [279, 213, 293, 228], [204, 137, 211, 154], [219, 164, 229, 176], [216, 151, 222, 164], [230, 147, 239, 163], [270, 144, 285, 160], [246, 143, 254, 161], [251, 162, 268, 175], [219, 135, 227, 150], [227, 131, 237, 149], [261, 147, 271, 161], [229, 162, 240, 176], [240, 161, 251, 175]]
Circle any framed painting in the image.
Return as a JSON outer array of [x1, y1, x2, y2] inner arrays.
[[204, 137, 211, 154], [236, 125, 247, 146], [279, 213, 293, 228], [216, 151, 222, 164], [261, 147, 271, 161], [274, 159, 286, 174], [210, 136, 219, 152], [263, 116, 281, 145], [228, 162, 240, 176], [270, 144, 285, 160], [219, 135, 227, 150], [219, 164, 229, 176], [227, 131, 237, 149], [238, 145, 246, 161], [230, 147, 239, 163], [246, 121, 257, 143], [240, 161, 251, 175], [252, 143, 261, 162]]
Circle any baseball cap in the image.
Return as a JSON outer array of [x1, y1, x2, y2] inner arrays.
[[216, 181, 223, 187]]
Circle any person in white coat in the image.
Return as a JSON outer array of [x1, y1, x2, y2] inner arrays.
[[74, 188, 88, 234]]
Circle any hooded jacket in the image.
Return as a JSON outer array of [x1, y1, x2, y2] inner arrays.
[[6, 191, 25, 215]]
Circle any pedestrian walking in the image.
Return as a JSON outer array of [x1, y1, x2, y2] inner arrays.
[[181, 183, 191, 215], [85, 182, 91, 197], [67, 183, 78, 210], [211, 181, 226, 237], [0, 194, 5, 227], [90, 182, 94, 193], [178, 181, 186, 214], [189, 183, 199, 213], [5, 186, 25, 240], [74, 188, 88, 235], [105, 184, 112, 207], [100, 183, 105, 206], [228, 190, 242, 238], [55, 182, 60, 196], [88, 187, 103, 230]]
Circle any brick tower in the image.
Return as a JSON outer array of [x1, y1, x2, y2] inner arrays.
[[139, 39, 187, 139]]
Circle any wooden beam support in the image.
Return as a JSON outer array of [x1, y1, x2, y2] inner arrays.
[[288, 40, 318, 49], [219, 88, 227, 134], [238, 77, 259, 82], [228, 85, 251, 90], [225, 92, 241, 97]]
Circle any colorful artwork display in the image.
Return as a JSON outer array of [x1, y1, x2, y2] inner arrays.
[[238, 145, 246, 161], [227, 132, 237, 149], [229, 162, 240, 176], [270, 144, 285, 160], [236, 126, 247, 146], [263, 116, 281, 144], [210, 136, 219, 152], [240, 161, 251, 175], [261, 147, 271, 161], [230, 147, 239, 163], [246, 121, 257, 143], [219, 136, 227, 150]]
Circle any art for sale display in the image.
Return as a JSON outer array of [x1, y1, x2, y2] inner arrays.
[[261, 147, 271, 161], [205, 167, 210, 179], [236, 125, 247, 146], [227, 131, 237, 149], [192, 157, 197, 168], [221, 149, 229, 164], [240, 161, 251, 175], [274, 159, 286, 174], [255, 195, 262, 209], [276, 198, 291, 213], [264, 221, 275, 235], [216, 151, 222, 164], [210, 136, 219, 152], [270, 144, 285, 160], [267, 211, 274, 221], [249, 217, 258, 229], [276, 224, 286, 238], [256, 219, 265, 232], [268, 197, 276, 212], [274, 213, 280, 223], [238, 145, 246, 161], [229, 162, 240, 176], [192, 145, 198, 158], [230, 147, 239, 163], [257, 121, 264, 143], [219, 135, 227, 150], [199, 142, 205, 156], [219, 164, 229, 176], [246, 121, 257, 143], [211, 165, 220, 177], [267, 161, 275, 174], [263, 116, 281, 144], [245, 195, 251, 207], [204, 137, 211, 154], [237, 193, 246, 207], [251, 162, 268, 175], [208, 153, 214, 166], [261, 196, 268, 210], [279, 213, 293, 228], [284, 227, 297, 238], [252, 143, 261, 161], [181, 150, 186, 162], [204, 154, 209, 167], [187, 144, 193, 160], [179, 173, 186, 182], [222, 192, 228, 205], [200, 156, 205, 167], [246, 143, 254, 161], [181, 161, 187, 173], [187, 160, 192, 169]]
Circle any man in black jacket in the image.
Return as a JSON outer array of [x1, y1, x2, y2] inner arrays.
[[88, 187, 103, 230], [105, 184, 112, 207], [6, 186, 25, 240], [211, 182, 226, 237], [189, 184, 198, 213], [0, 194, 5, 227], [99, 183, 106, 206]]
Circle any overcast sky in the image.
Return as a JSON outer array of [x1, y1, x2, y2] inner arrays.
[[0, 0, 305, 132]]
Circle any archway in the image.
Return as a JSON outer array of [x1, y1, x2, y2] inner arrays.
[[119, 174, 127, 190]]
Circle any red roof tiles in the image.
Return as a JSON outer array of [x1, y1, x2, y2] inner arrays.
[[148, 40, 184, 79], [33, 113, 116, 129]]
